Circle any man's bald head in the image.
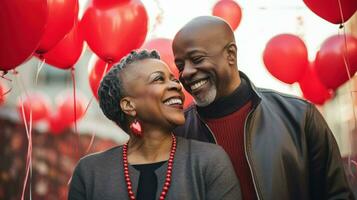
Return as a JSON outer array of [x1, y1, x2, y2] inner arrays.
[[172, 16, 241, 107], [173, 16, 235, 50]]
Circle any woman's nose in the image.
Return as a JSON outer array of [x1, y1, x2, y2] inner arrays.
[[168, 79, 182, 91]]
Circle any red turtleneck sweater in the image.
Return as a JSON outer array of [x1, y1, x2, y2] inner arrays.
[[206, 100, 257, 200]]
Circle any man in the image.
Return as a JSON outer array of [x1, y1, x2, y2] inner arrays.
[[173, 16, 354, 200]]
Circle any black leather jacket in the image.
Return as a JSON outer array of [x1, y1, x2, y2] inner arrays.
[[174, 72, 354, 200]]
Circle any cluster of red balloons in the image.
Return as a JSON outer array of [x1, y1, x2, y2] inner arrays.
[[0, 0, 79, 71], [212, 0, 242, 31], [16, 91, 87, 135], [263, 33, 357, 105]]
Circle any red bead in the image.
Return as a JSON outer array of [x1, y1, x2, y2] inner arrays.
[[159, 196, 165, 200], [161, 191, 166, 196], [164, 182, 170, 186], [163, 186, 169, 191], [128, 190, 134, 195], [168, 166, 172, 170], [166, 177, 171, 182]]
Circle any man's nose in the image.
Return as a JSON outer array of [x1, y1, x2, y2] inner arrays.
[[181, 62, 197, 80]]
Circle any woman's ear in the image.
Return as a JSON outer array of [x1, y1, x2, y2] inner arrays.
[[120, 97, 136, 117], [226, 42, 237, 65]]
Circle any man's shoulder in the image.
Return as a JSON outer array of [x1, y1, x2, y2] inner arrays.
[[256, 87, 311, 108]]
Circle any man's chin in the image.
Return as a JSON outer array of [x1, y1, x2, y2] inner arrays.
[[193, 92, 216, 107]]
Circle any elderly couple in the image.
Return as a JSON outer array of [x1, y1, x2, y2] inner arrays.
[[68, 16, 354, 200]]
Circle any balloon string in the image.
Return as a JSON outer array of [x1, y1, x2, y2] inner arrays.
[[35, 57, 46, 85], [0, 71, 13, 100], [337, 0, 356, 177], [14, 72, 33, 200], [85, 132, 96, 154], [71, 67, 80, 160]]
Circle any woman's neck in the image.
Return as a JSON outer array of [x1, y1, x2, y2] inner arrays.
[[127, 130, 173, 164]]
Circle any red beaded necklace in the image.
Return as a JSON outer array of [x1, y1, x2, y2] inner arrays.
[[122, 134, 177, 200]]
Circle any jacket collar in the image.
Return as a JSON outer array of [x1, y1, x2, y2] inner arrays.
[[238, 71, 262, 107]]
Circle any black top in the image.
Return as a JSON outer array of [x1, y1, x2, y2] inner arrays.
[[132, 161, 167, 200], [197, 78, 253, 119]]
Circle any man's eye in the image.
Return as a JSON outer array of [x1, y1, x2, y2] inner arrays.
[[192, 57, 204, 64]]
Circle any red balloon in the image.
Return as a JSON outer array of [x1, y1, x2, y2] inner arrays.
[[88, 55, 114, 99], [36, 0, 79, 54], [263, 34, 309, 84], [0, 0, 48, 71], [48, 112, 68, 135], [16, 92, 51, 123], [315, 34, 357, 90], [142, 38, 193, 108], [212, 0, 242, 30], [81, 0, 148, 63], [43, 21, 84, 69], [56, 90, 87, 125], [142, 38, 178, 76], [299, 62, 332, 105], [303, 0, 357, 24]]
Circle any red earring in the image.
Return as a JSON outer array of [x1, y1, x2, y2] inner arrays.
[[130, 119, 143, 137]]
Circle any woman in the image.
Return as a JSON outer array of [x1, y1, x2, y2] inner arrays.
[[68, 50, 241, 200]]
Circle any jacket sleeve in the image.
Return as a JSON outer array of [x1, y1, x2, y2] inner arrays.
[[305, 103, 354, 200], [68, 161, 87, 200], [205, 146, 242, 200]]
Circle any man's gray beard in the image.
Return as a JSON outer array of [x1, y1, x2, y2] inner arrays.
[[193, 86, 217, 107]]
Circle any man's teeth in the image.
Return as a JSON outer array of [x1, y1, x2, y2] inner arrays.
[[164, 98, 183, 106], [190, 80, 207, 90]]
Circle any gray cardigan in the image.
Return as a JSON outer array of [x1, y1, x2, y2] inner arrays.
[[68, 137, 241, 200]]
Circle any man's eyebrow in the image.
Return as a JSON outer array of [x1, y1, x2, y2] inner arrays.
[[175, 50, 206, 62]]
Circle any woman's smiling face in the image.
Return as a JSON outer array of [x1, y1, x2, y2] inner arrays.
[[121, 58, 185, 129]]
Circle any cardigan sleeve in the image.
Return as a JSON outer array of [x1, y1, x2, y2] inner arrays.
[[205, 145, 242, 200], [68, 161, 87, 200]]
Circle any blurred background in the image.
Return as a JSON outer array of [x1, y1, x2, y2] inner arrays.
[[0, 0, 356, 199]]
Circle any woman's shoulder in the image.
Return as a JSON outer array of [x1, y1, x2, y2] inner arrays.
[[76, 145, 123, 168]]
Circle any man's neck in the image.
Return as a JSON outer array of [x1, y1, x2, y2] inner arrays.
[[127, 130, 172, 164]]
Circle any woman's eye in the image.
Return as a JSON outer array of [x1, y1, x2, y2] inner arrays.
[[153, 76, 164, 82]]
